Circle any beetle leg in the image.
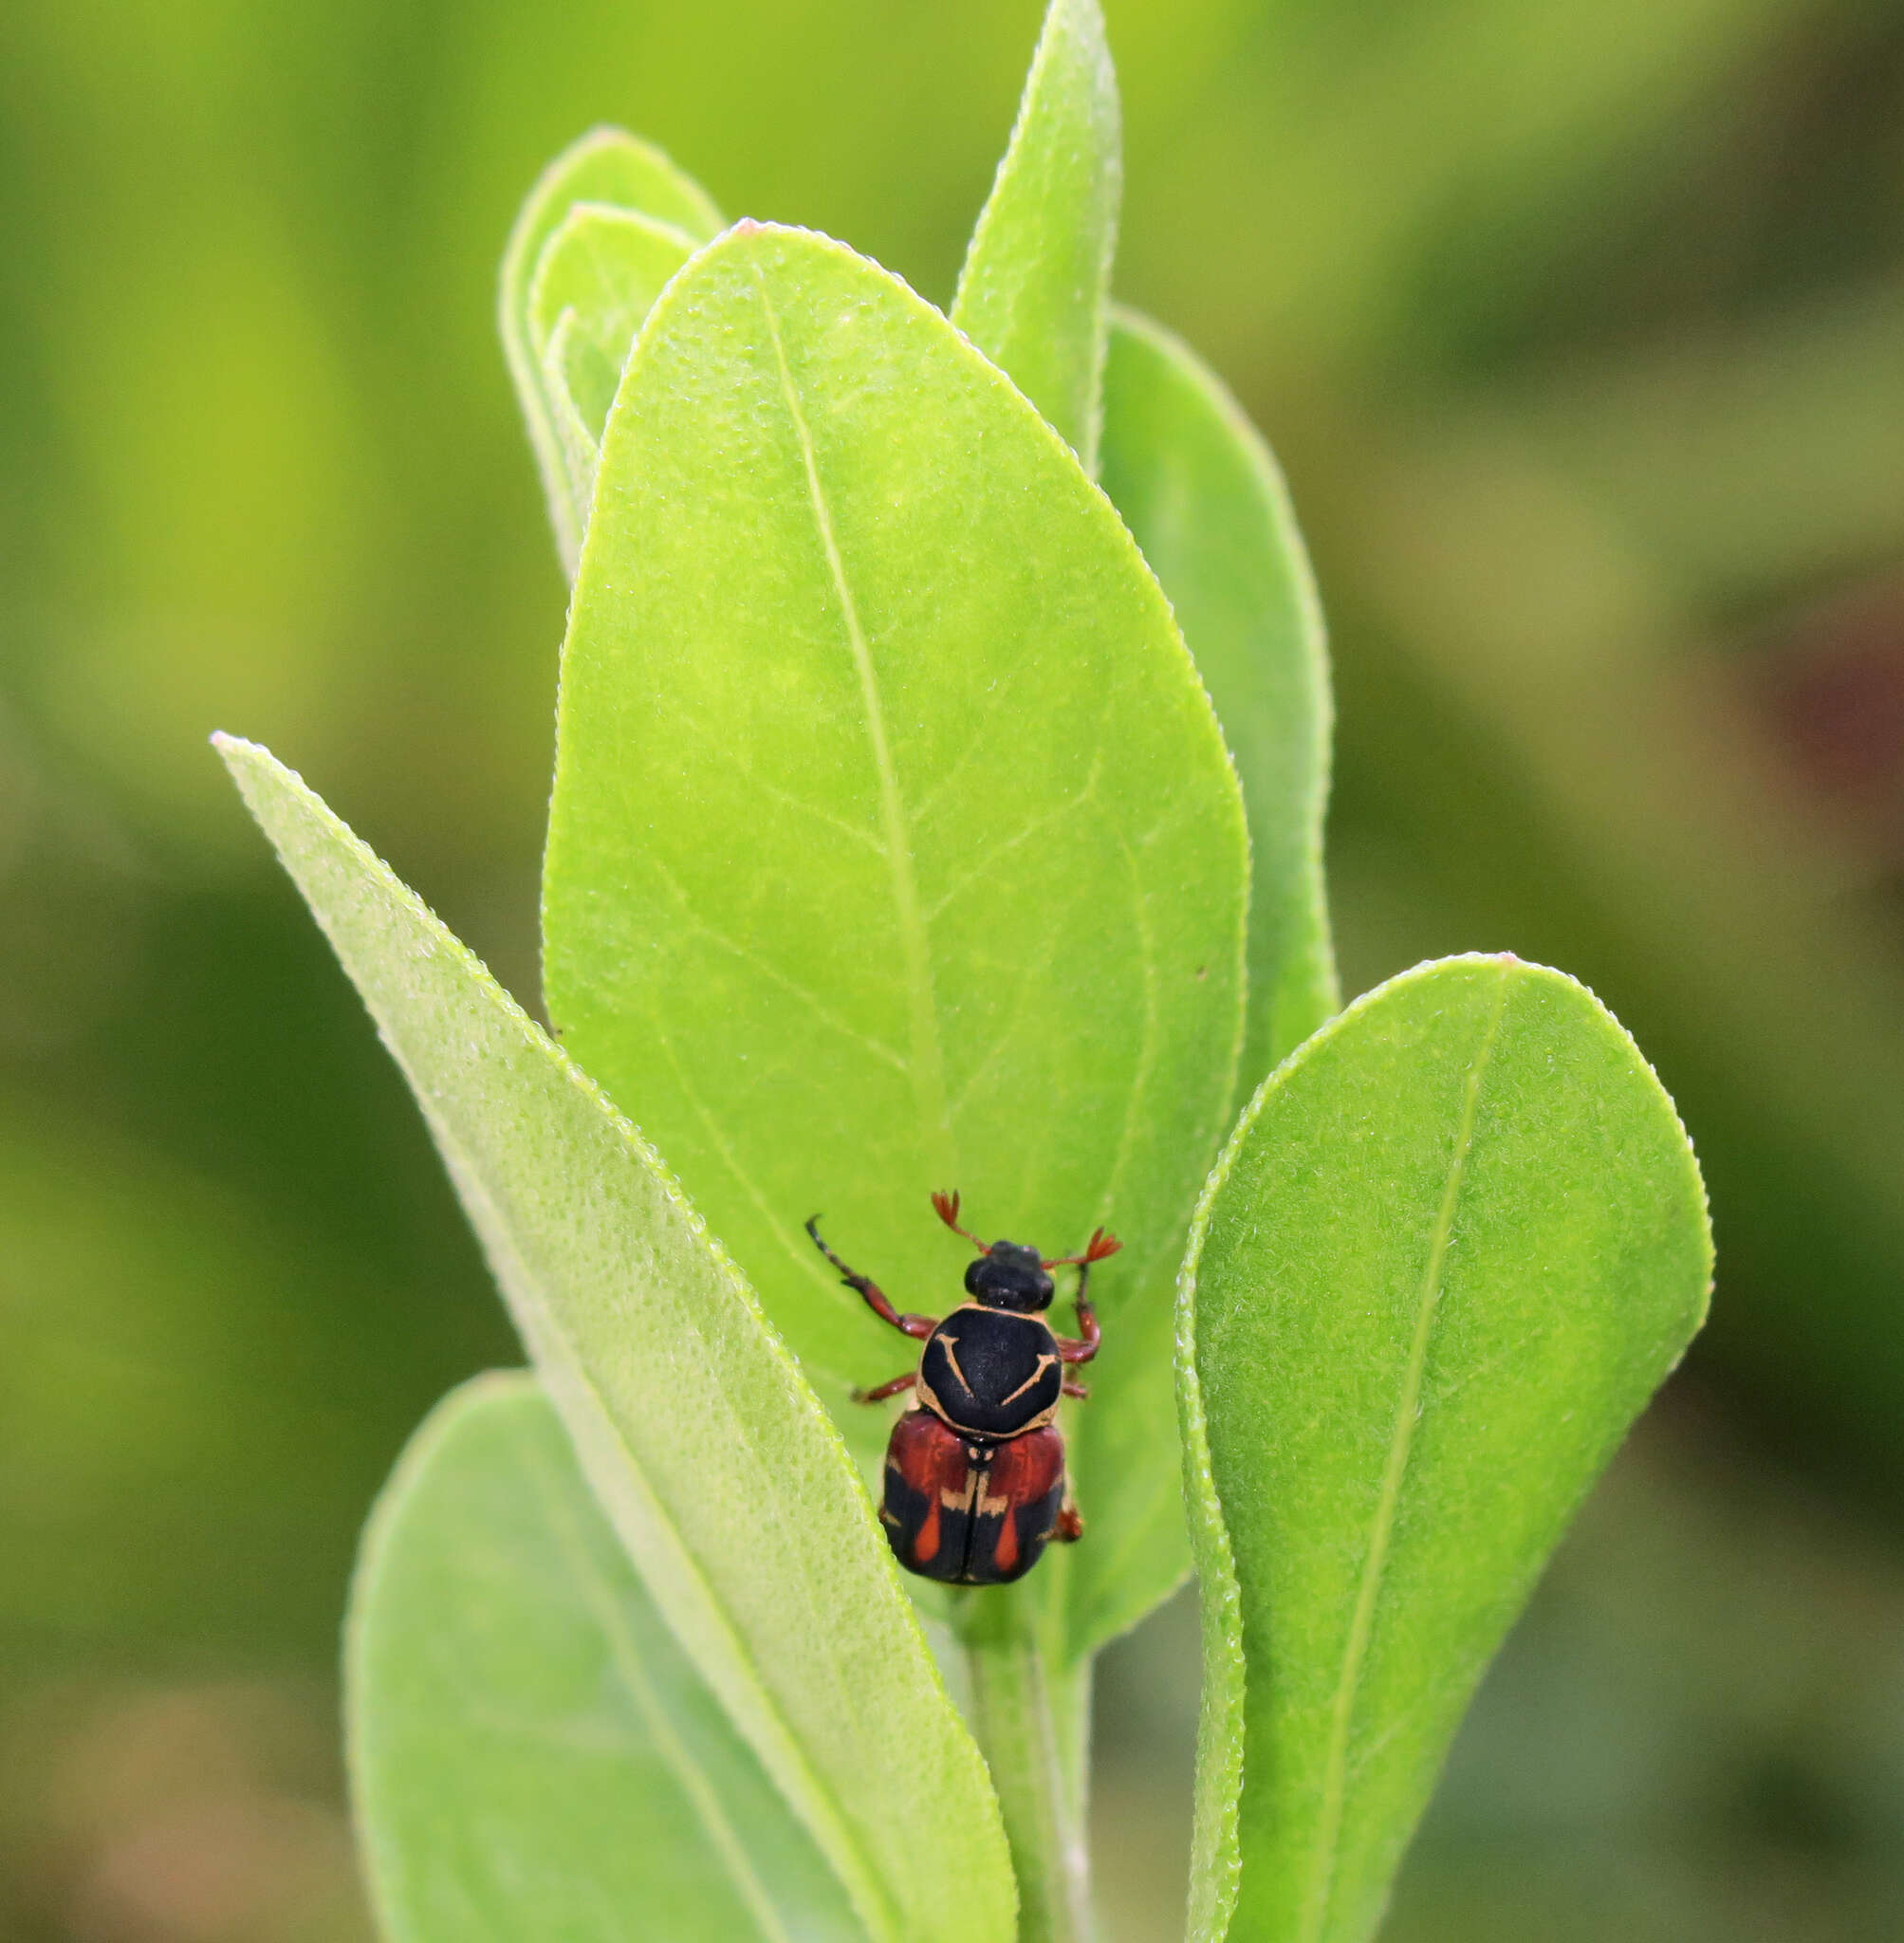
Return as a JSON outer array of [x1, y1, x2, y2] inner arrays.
[[1055, 1504, 1084, 1543], [852, 1370, 918, 1404], [806, 1216, 937, 1339], [1052, 1237, 1112, 1364], [1056, 1277, 1101, 1365], [1062, 1377, 1089, 1399]]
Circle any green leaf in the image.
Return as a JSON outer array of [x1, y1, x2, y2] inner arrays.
[[527, 203, 702, 516], [1100, 307, 1338, 1094], [1178, 954, 1710, 1943], [952, 0, 1120, 475], [501, 128, 724, 574], [352, 1371, 865, 1943], [213, 735, 1015, 1943], [543, 221, 1248, 1660]]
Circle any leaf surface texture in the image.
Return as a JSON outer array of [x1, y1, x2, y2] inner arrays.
[[544, 222, 1250, 1658], [352, 1372, 866, 1943], [1179, 955, 1710, 1943], [217, 735, 1015, 1943]]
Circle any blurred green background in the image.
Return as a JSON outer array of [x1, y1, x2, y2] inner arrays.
[[7, 0, 1904, 1934]]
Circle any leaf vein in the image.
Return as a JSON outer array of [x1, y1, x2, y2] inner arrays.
[[649, 1014, 864, 1355], [921, 749, 1105, 926], [748, 258, 952, 1168], [740, 765, 892, 859], [513, 1419, 802, 1943], [644, 851, 908, 1074], [903, 692, 1027, 828], [1300, 966, 1511, 1942], [943, 882, 1091, 1123]]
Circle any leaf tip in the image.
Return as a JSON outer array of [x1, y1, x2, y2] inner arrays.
[[209, 729, 268, 785], [209, 729, 300, 802]]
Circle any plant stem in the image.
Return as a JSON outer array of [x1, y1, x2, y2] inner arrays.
[[961, 1594, 1095, 1943]]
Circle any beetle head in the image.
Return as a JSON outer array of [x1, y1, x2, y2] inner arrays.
[[965, 1239, 1055, 1311]]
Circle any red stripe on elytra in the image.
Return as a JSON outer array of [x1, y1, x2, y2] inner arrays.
[[992, 1499, 1020, 1574], [915, 1490, 941, 1564]]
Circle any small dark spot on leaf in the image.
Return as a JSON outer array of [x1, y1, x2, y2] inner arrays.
[[1194, 966, 1208, 980]]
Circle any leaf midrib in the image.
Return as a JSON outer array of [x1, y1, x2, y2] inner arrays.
[[517, 1416, 804, 1943], [1299, 967, 1510, 1943], [228, 741, 901, 1943], [748, 257, 952, 1171], [451, 1150, 901, 1943]]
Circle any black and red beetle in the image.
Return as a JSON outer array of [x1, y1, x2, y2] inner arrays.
[[805, 1191, 1120, 1585]]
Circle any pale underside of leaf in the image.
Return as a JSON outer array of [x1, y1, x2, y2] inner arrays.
[[529, 205, 704, 379], [500, 127, 724, 574], [952, 0, 1120, 475], [540, 310, 604, 523], [351, 1371, 865, 1943], [1178, 954, 1711, 1943], [544, 222, 1248, 1663], [527, 201, 702, 526], [215, 734, 1016, 1943]]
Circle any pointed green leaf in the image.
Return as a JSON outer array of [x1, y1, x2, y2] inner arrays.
[[214, 735, 1014, 1943], [1178, 955, 1710, 1943], [952, 0, 1120, 474], [1100, 308, 1339, 1095], [351, 1371, 865, 1943], [524, 203, 702, 523], [501, 128, 724, 574], [544, 223, 1248, 1659]]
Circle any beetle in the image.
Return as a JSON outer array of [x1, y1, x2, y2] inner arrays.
[[805, 1191, 1120, 1585]]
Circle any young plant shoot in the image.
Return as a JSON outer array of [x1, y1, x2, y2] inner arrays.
[[217, 2, 1711, 1938]]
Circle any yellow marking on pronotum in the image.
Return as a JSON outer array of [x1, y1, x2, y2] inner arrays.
[[936, 1334, 972, 1394], [997, 1354, 1058, 1409]]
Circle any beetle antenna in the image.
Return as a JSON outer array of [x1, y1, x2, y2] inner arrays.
[[931, 1189, 989, 1252], [1043, 1226, 1122, 1268]]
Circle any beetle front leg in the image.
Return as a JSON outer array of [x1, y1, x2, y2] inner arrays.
[[805, 1216, 937, 1340], [1050, 1227, 1116, 1364], [1062, 1377, 1089, 1399], [1058, 1298, 1100, 1365], [1056, 1262, 1101, 1366], [852, 1370, 918, 1404]]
